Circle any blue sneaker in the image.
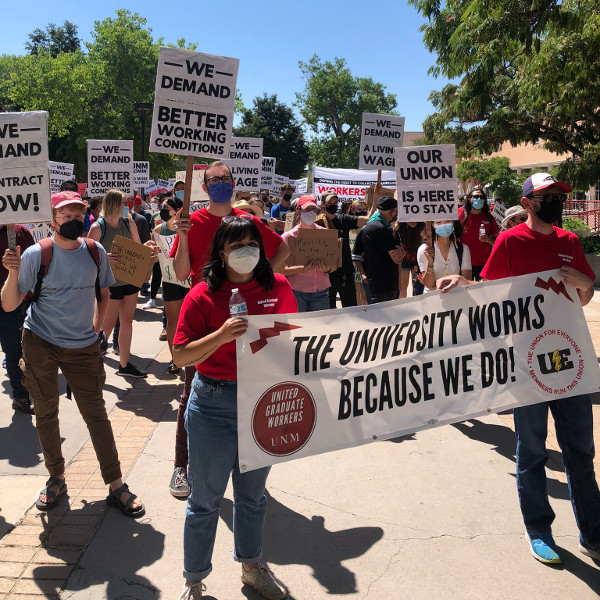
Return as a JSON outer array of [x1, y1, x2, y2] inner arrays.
[[579, 537, 600, 561], [528, 533, 562, 564]]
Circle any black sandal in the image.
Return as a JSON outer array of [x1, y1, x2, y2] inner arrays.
[[35, 475, 67, 510], [106, 483, 145, 518], [167, 360, 181, 374]]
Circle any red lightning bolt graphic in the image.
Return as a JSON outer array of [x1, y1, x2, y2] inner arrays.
[[534, 277, 573, 302], [250, 322, 303, 354]]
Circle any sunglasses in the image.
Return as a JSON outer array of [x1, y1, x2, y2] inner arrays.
[[512, 216, 528, 224], [529, 193, 567, 204]]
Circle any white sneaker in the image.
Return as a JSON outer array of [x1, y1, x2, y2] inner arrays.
[[178, 580, 204, 599], [241, 563, 287, 599], [142, 298, 156, 309]]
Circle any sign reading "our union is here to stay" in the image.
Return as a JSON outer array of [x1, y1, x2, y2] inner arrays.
[[150, 48, 239, 159]]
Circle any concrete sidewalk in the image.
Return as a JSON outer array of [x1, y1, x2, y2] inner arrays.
[[1, 292, 599, 600]]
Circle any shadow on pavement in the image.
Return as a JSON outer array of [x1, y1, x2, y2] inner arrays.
[[452, 419, 570, 501], [0, 507, 14, 540], [0, 411, 42, 468], [220, 491, 384, 595], [551, 545, 600, 596], [385, 432, 416, 444]]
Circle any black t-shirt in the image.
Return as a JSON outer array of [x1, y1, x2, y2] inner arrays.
[[353, 220, 399, 294], [329, 213, 360, 276]]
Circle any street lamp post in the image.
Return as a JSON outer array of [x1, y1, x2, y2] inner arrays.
[[132, 102, 153, 198]]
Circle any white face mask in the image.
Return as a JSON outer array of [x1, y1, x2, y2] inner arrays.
[[300, 211, 317, 225], [224, 245, 260, 274]]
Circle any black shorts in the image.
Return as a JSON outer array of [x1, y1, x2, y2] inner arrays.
[[401, 257, 418, 271], [163, 282, 189, 302], [109, 284, 140, 300]]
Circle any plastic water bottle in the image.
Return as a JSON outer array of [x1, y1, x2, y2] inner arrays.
[[479, 223, 487, 235], [229, 288, 248, 318]]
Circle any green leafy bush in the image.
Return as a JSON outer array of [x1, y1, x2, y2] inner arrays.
[[580, 235, 600, 255], [562, 216, 591, 232]]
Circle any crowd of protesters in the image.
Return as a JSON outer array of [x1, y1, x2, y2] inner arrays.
[[1, 165, 599, 600]]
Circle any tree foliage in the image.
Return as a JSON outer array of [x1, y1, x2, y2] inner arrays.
[[295, 55, 397, 168], [25, 21, 81, 57], [234, 94, 308, 178], [456, 157, 521, 204], [409, 0, 600, 188]]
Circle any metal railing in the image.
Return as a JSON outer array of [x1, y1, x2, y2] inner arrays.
[[563, 199, 600, 233]]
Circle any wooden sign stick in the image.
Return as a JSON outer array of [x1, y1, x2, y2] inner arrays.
[[182, 155, 194, 217]]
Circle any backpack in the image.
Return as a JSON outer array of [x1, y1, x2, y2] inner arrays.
[[96, 216, 131, 243], [29, 237, 102, 304]]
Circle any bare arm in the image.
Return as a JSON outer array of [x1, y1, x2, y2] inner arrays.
[[561, 266, 594, 306], [172, 210, 192, 282], [1, 247, 25, 312], [93, 287, 110, 334], [269, 238, 290, 272]]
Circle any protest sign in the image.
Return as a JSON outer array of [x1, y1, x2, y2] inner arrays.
[[272, 174, 289, 198], [261, 157, 276, 192], [312, 166, 395, 201], [283, 211, 296, 232], [149, 47, 239, 160], [109, 234, 154, 287], [133, 161, 150, 188], [492, 200, 506, 228], [87, 140, 133, 196], [226, 137, 263, 192], [152, 231, 191, 288], [77, 183, 87, 197], [359, 113, 405, 169], [237, 270, 599, 471], [290, 177, 308, 194], [394, 145, 458, 222], [286, 228, 342, 270], [24, 222, 53, 243], [48, 161, 74, 194], [0, 111, 51, 225], [157, 178, 170, 190], [175, 168, 209, 203]]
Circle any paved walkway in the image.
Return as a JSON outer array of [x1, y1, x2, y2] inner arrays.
[[0, 291, 599, 599]]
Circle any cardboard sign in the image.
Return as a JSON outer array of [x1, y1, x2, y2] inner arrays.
[[0, 111, 51, 225], [226, 137, 263, 192], [492, 200, 506, 227], [87, 140, 133, 195], [260, 156, 276, 191], [150, 47, 239, 159], [48, 161, 74, 194], [133, 161, 150, 188], [312, 165, 396, 201], [359, 113, 405, 169], [287, 228, 342, 270], [153, 231, 191, 288], [283, 211, 296, 232], [394, 145, 458, 222], [236, 270, 600, 471], [109, 234, 154, 287], [175, 168, 209, 203]]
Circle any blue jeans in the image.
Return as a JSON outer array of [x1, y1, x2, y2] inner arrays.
[[0, 306, 28, 399], [292, 288, 330, 313], [183, 373, 271, 581], [514, 394, 600, 545]]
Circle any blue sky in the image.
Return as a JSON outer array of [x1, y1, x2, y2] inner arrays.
[[0, 0, 447, 132]]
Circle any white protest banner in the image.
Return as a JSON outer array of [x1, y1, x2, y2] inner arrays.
[[260, 156, 276, 192], [48, 161, 74, 194], [152, 231, 191, 288], [492, 200, 506, 228], [150, 47, 239, 159], [226, 137, 263, 192], [87, 140, 133, 195], [133, 161, 150, 188], [394, 144, 458, 222], [312, 165, 395, 201], [359, 113, 405, 169], [175, 169, 209, 203], [0, 111, 51, 225], [237, 270, 599, 471]]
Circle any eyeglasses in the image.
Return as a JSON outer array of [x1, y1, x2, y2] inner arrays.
[[529, 193, 567, 204], [206, 175, 233, 185]]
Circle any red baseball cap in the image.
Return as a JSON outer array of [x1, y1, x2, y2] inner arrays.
[[51, 191, 85, 210], [297, 195, 318, 210]]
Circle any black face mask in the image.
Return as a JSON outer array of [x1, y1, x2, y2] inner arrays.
[[354, 210, 367, 216], [57, 219, 84, 240], [160, 208, 172, 222], [325, 205, 337, 215], [536, 200, 563, 224], [282, 194, 292, 202]]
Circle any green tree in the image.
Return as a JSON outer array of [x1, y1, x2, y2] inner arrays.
[[296, 55, 397, 168], [234, 94, 309, 178], [456, 157, 521, 204], [25, 21, 81, 57], [409, 0, 600, 189]]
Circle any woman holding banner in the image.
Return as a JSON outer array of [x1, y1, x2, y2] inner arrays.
[[172, 216, 296, 600]]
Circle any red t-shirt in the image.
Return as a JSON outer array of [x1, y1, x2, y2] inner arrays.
[[173, 273, 297, 381], [458, 207, 500, 267], [480, 223, 595, 281], [169, 207, 282, 287]]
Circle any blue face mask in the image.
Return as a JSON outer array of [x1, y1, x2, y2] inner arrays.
[[471, 196, 485, 210], [435, 224, 454, 238], [122, 206, 129, 218], [208, 182, 233, 204], [175, 190, 184, 202]]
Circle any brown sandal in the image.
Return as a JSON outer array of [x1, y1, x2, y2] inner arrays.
[[167, 360, 181, 374]]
